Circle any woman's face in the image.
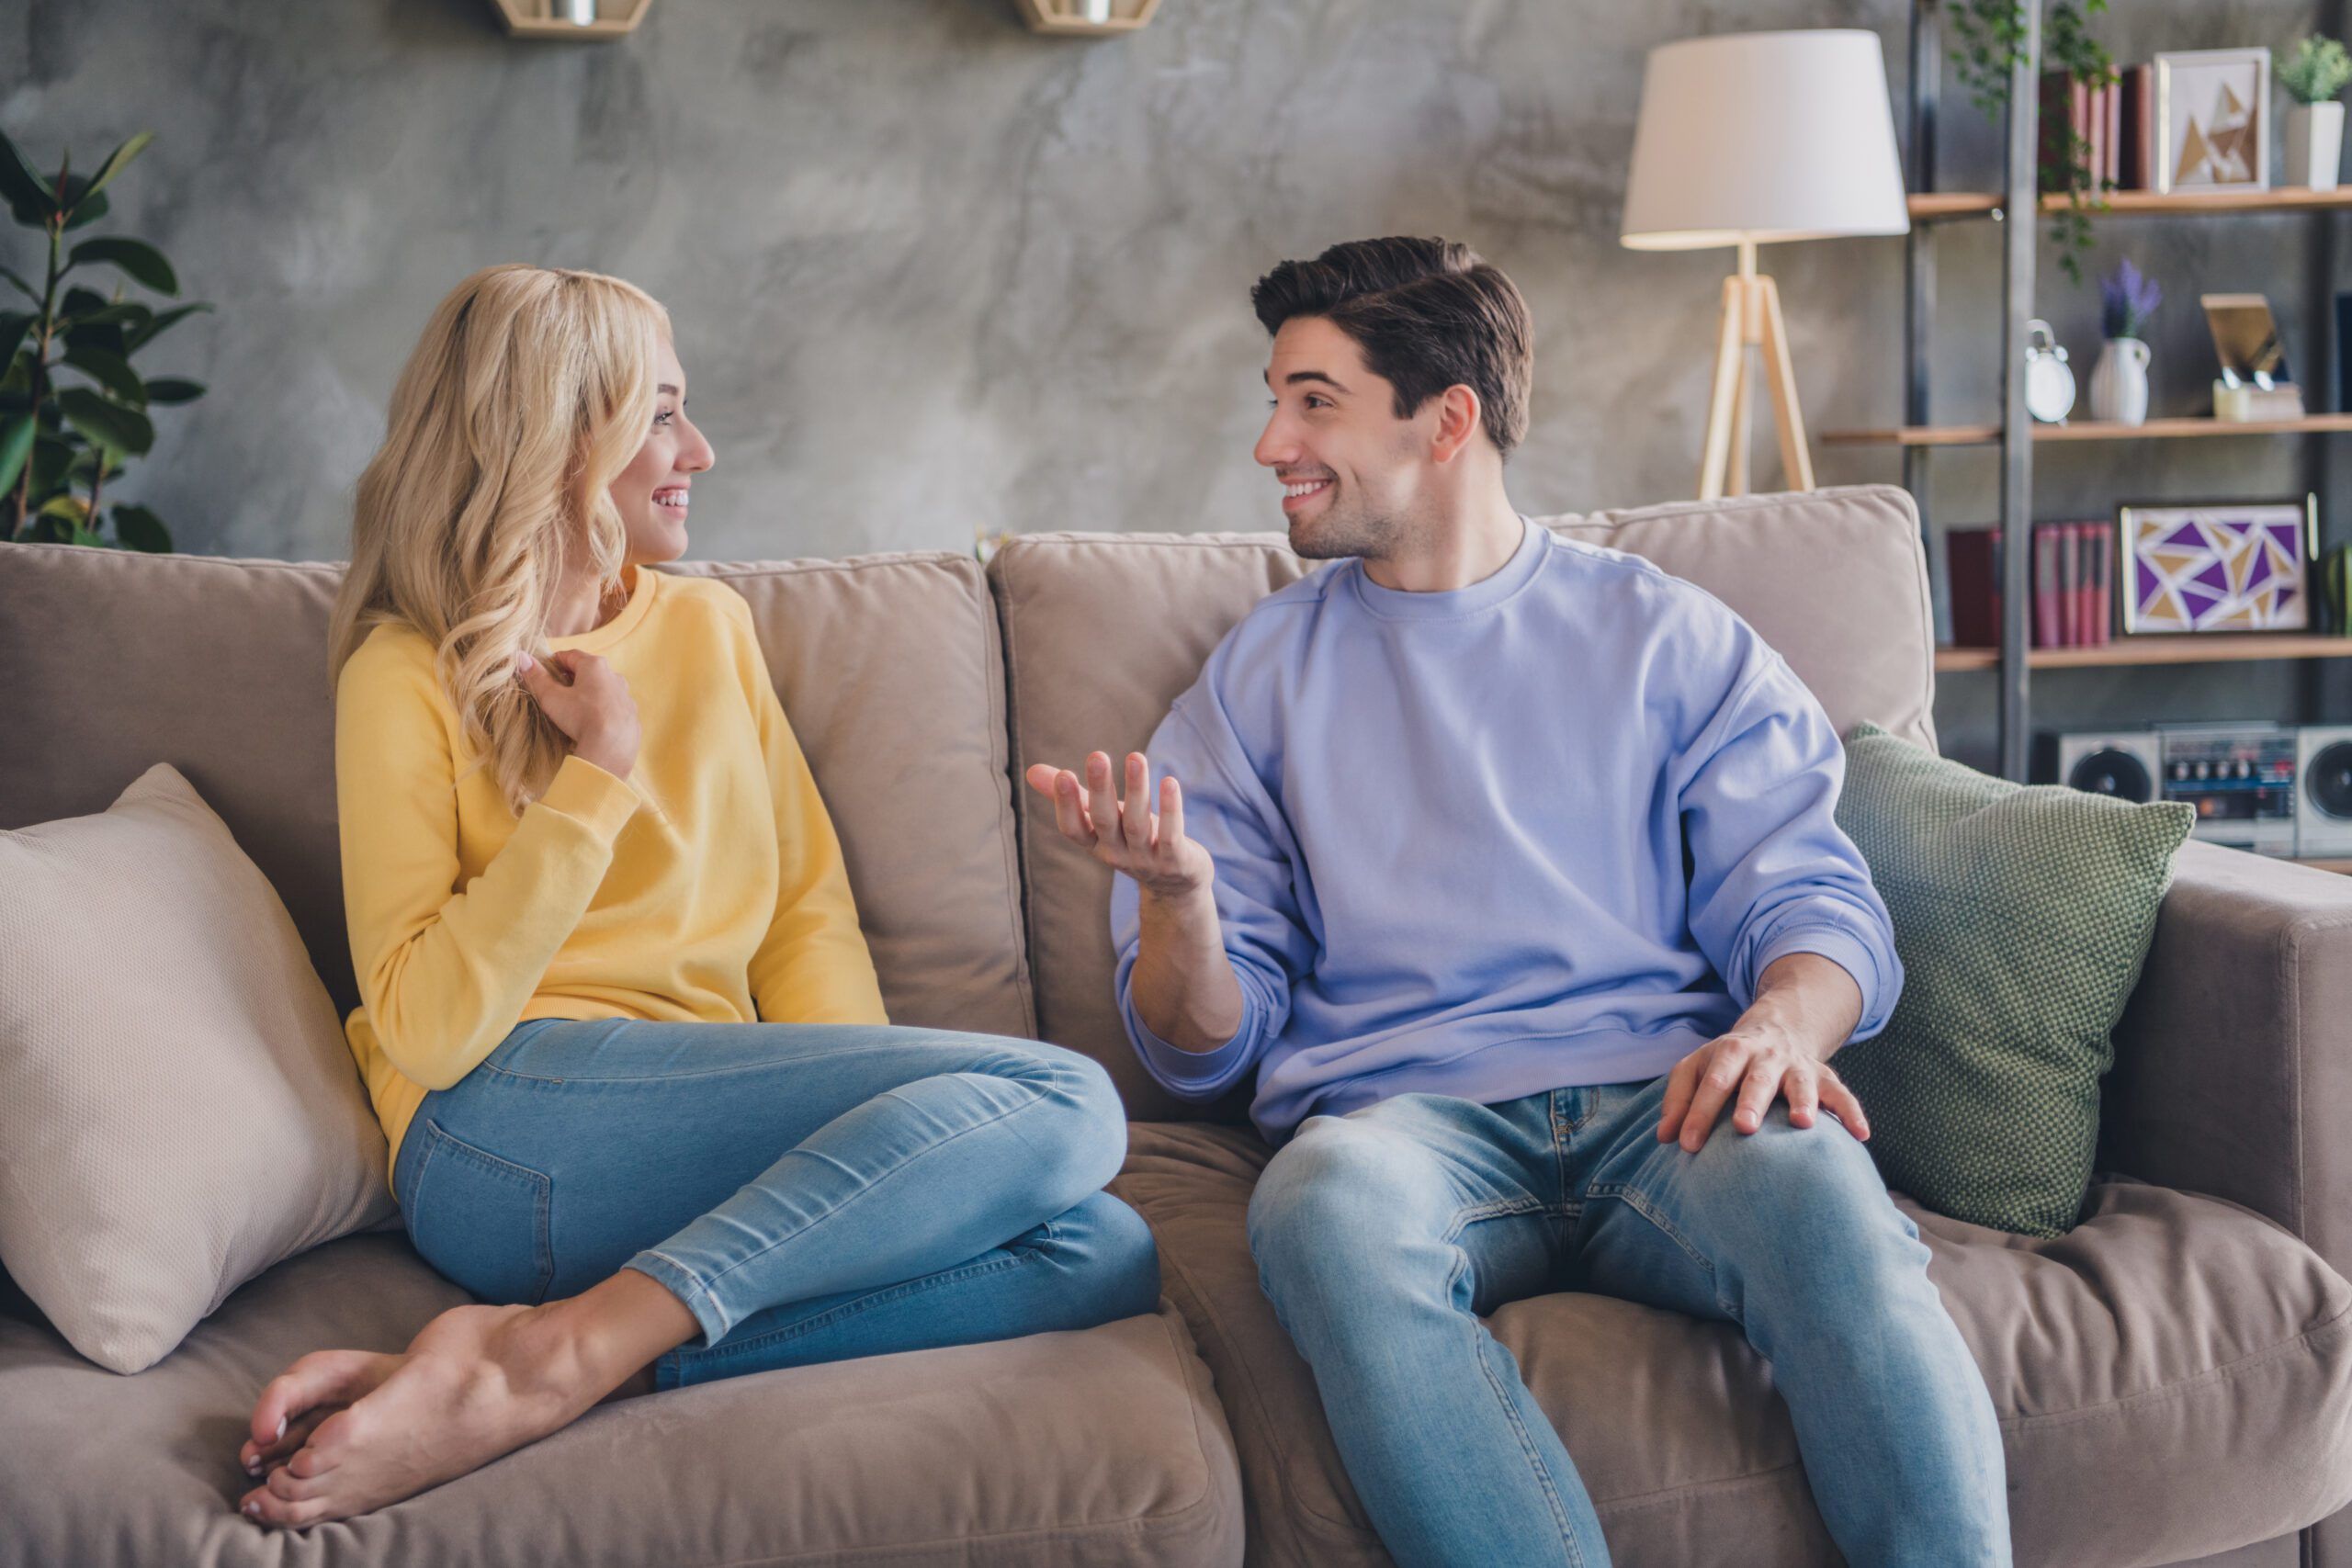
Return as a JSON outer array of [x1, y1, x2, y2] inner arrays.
[[607, 337, 715, 564]]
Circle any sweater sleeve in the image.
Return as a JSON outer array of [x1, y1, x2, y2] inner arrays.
[[1674, 645, 1904, 1042], [336, 632, 643, 1092], [728, 599, 890, 1028], [1110, 689, 1313, 1100]]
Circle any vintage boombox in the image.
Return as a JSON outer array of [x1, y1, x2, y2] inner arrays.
[[2044, 722, 2352, 858]]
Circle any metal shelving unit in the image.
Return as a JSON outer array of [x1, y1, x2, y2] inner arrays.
[[1885, 0, 2348, 780]]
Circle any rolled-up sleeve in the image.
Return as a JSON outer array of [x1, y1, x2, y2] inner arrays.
[[1676, 650, 1903, 1041], [1111, 694, 1311, 1100]]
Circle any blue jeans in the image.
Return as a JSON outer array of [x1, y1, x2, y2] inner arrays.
[[391, 1017, 1160, 1390], [1247, 1077, 2010, 1568]]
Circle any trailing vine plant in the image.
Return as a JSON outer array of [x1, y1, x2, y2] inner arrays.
[[1945, 0, 2116, 285]]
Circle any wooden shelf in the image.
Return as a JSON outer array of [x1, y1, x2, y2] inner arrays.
[[2301, 858, 2352, 874], [1935, 636, 2352, 672], [488, 0, 650, 38], [1909, 186, 2352, 221], [1014, 0, 1159, 33], [1826, 414, 2352, 447]]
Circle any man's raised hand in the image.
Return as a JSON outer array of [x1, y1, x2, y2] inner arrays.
[[1024, 750, 1214, 900]]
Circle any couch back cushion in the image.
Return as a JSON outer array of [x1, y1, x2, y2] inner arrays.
[[0, 544, 1033, 1042], [989, 484, 1938, 1121]]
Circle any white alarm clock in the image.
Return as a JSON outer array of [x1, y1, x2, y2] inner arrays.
[[2023, 320, 2075, 423]]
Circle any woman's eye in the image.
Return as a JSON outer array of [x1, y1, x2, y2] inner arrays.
[[654, 410, 675, 426]]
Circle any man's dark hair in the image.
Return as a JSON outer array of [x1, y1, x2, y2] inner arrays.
[[1250, 237, 1532, 458]]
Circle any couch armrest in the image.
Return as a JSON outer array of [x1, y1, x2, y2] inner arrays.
[[2100, 840, 2352, 1272]]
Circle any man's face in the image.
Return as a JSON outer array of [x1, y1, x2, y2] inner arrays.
[[1253, 316, 1437, 561]]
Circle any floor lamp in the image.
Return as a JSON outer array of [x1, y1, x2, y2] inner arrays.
[[1619, 31, 1911, 501]]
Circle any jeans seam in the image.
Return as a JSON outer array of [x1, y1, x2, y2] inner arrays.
[[684, 1071, 1076, 1315], [1584, 1179, 1737, 1320], [1452, 1246, 1587, 1566], [412, 1118, 556, 1303], [675, 1250, 1035, 1366]]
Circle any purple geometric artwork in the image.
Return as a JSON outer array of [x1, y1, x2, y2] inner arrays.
[[2122, 503, 2311, 634]]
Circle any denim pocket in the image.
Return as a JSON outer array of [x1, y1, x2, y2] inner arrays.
[[401, 1118, 557, 1305]]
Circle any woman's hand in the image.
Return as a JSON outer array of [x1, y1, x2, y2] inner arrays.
[[514, 649, 640, 781]]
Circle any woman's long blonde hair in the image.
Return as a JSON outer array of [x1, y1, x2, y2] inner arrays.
[[327, 264, 669, 816]]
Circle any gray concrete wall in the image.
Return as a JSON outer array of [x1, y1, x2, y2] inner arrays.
[[4, 0, 2345, 767]]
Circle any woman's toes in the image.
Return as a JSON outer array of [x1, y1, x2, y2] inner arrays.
[[240, 1483, 332, 1529], [242, 1350, 399, 1475], [283, 1440, 338, 1481]]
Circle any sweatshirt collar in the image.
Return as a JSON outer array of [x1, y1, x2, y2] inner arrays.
[[547, 563, 659, 654], [1347, 515, 1547, 621]]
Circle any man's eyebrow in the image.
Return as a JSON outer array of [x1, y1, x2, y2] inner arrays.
[[1261, 368, 1354, 392]]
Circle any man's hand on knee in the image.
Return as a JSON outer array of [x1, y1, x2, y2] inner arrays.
[[1656, 1029, 1870, 1153]]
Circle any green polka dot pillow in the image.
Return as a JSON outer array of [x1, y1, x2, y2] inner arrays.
[[1830, 724, 2195, 1237]]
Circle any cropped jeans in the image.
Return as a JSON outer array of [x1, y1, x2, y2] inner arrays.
[[390, 1017, 1161, 1390], [1246, 1077, 2010, 1568]]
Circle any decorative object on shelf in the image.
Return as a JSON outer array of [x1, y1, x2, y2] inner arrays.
[[2153, 48, 2270, 194], [1944, 0, 2116, 282], [2088, 258, 2159, 425], [2319, 540, 2352, 634], [486, 0, 652, 39], [0, 128, 209, 551], [2119, 496, 2315, 636], [2201, 291, 2302, 420], [2296, 723, 2352, 854], [2334, 290, 2352, 411], [2278, 36, 2351, 190], [1013, 0, 1159, 35], [2022, 320, 2077, 423], [1620, 29, 1909, 500]]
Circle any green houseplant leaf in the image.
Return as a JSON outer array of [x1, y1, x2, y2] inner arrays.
[[0, 127, 57, 223], [56, 387, 153, 457], [126, 301, 209, 350], [0, 414, 35, 498], [63, 344, 144, 405], [71, 132, 153, 212], [110, 502, 170, 553], [141, 377, 204, 404], [67, 236, 177, 296]]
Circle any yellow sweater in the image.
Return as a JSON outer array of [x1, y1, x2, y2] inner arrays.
[[335, 563, 888, 1183]]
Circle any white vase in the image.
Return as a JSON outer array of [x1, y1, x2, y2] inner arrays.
[[2088, 337, 2151, 426], [2286, 101, 2346, 191]]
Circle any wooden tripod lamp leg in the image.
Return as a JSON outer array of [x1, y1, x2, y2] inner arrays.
[[1698, 276, 1746, 501], [1757, 275, 1815, 491]]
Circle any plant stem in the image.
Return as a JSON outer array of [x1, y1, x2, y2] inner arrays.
[[10, 214, 59, 537]]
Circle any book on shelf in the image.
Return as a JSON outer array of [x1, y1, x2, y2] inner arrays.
[[2040, 66, 2154, 193], [1947, 523, 2113, 650]]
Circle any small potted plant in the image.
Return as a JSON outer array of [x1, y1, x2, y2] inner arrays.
[[2279, 35, 2352, 190], [2089, 258, 2161, 427]]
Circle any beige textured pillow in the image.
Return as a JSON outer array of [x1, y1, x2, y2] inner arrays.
[[0, 762, 395, 1372]]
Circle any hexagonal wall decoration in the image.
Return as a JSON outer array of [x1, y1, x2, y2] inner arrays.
[[487, 0, 652, 40]]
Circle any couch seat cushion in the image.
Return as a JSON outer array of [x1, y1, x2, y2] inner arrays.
[[0, 1234, 1242, 1567], [1115, 1122, 2352, 1568]]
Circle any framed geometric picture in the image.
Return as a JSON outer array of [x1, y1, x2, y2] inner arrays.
[[2119, 496, 2315, 635], [2154, 47, 2271, 194]]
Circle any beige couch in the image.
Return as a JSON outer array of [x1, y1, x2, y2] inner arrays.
[[4, 482, 2349, 1568]]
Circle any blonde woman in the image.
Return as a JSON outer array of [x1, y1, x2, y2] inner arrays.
[[235, 265, 1157, 1528]]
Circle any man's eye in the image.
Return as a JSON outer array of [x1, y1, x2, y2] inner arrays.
[[1306, 396, 1331, 410]]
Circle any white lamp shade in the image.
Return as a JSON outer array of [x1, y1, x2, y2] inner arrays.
[[1621, 29, 1910, 251]]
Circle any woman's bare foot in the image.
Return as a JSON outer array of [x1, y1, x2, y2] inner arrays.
[[240, 1348, 403, 1479], [238, 1300, 632, 1529]]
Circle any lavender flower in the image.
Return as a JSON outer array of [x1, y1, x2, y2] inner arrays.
[[2102, 258, 2163, 340]]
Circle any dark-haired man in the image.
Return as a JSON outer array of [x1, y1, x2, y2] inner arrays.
[[1025, 237, 2007, 1566]]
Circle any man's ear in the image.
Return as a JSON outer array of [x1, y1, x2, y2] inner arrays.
[[1430, 384, 1484, 465]]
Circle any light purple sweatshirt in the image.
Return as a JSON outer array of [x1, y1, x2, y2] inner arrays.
[[1111, 516, 1901, 1144]]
